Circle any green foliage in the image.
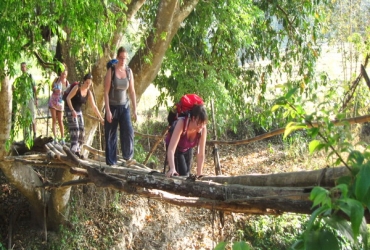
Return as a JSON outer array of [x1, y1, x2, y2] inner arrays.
[[148, 0, 331, 138], [0, 0, 126, 76], [214, 241, 251, 250], [134, 112, 167, 165], [50, 206, 90, 249], [244, 214, 304, 249], [274, 72, 370, 248], [7, 71, 37, 149], [283, 131, 311, 158], [133, 139, 149, 163], [0, 0, 128, 147], [218, 214, 306, 250]]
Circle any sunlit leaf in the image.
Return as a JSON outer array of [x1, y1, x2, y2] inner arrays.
[[309, 140, 321, 153], [310, 187, 330, 208], [271, 104, 281, 112], [232, 241, 250, 250], [214, 242, 227, 250], [284, 122, 307, 138]]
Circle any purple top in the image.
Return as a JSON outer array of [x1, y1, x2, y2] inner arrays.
[[165, 118, 201, 152]]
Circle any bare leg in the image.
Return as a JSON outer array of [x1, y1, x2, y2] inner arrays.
[[56, 110, 64, 139], [49, 108, 57, 139]]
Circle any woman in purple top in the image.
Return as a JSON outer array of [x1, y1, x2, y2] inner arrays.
[[165, 105, 208, 177]]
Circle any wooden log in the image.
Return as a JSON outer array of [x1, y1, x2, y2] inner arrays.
[[9, 136, 53, 155], [199, 166, 349, 187]]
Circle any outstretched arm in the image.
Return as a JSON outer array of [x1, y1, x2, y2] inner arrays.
[[66, 86, 79, 118], [196, 127, 207, 176], [104, 68, 112, 123], [88, 90, 104, 124], [128, 68, 137, 122], [165, 119, 185, 178]]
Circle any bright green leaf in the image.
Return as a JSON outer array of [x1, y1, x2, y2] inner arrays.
[[232, 241, 250, 250], [355, 163, 370, 203], [214, 242, 227, 250], [309, 140, 321, 154]]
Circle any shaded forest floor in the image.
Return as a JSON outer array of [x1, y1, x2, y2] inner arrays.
[[0, 134, 330, 249]]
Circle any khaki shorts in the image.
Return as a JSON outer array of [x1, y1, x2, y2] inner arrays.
[[21, 99, 36, 122]]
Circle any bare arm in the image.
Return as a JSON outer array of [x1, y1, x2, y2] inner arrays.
[[104, 68, 112, 123], [51, 78, 59, 92], [128, 68, 137, 122], [87, 90, 104, 124], [66, 86, 79, 117], [165, 119, 185, 177]]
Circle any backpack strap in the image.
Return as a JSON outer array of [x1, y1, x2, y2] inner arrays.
[[126, 66, 131, 82], [182, 114, 190, 135], [109, 65, 116, 98], [111, 65, 115, 87], [110, 65, 130, 90]]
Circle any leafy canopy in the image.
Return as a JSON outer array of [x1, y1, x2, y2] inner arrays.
[[147, 0, 331, 135]]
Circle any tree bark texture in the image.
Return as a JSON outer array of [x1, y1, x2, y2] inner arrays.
[[0, 76, 12, 160], [47, 168, 79, 230], [199, 167, 350, 187], [130, 0, 199, 99]]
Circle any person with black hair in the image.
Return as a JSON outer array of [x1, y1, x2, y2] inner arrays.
[[65, 73, 104, 158], [104, 46, 137, 166], [165, 104, 208, 177]]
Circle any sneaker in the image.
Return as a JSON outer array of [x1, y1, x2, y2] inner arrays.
[[60, 139, 65, 146], [123, 159, 136, 167], [75, 152, 84, 159]]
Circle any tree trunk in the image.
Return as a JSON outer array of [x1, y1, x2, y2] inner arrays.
[[130, 0, 199, 99], [8, 143, 370, 223], [0, 75, 12, 160], [39, 161, 370, 222], [199, 166, 349, 187], [0, 75, 45, 227], [47, 169, 79, 230], [1, 162, 45, 227]]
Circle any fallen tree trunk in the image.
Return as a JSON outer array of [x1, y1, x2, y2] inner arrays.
[[6, 142, 370, 222], [199, 166, 350, 187], [40, 165, 370, 222]]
